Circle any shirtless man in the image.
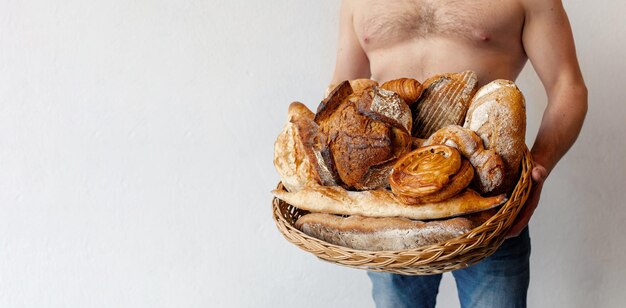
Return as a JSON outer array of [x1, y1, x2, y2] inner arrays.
[[330, 0, 587, 306]]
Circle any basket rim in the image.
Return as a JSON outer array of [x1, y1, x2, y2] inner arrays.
[[272, 147, 533, 274]]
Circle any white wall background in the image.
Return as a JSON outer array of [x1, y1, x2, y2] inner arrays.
[[1, 0, 624, 307]]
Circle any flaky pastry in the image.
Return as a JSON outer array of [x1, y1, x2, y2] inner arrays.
[[389, 145, 462, 199]]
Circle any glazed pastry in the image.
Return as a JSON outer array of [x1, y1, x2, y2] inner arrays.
[[394, 159, 475, 204], [389, 145, 462, 197]]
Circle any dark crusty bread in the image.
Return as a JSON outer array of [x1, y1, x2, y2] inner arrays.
[[314, 81, 412, 190]]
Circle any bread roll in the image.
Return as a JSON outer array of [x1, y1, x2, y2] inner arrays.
[[272, 185, 506, 220], [295, 212, 492, 251], [424, 125, 505, 194], [463, 80, 526, 194], [411, 71, 478, 138]]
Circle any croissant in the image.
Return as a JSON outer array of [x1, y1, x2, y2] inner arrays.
[[423, 125, 505, 194], [381, 78, 424, 106]]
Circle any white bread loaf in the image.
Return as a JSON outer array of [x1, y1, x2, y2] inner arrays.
[[295, 212, 493, 251], [273, 102, 321, 191], [463, 80, 526, 194]]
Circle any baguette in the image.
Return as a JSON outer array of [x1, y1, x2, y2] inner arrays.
[[272, 185, 506, 220]]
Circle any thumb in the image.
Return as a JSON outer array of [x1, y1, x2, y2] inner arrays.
[[532, 165, 548, 183]]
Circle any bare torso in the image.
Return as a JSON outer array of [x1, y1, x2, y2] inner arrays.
[[352, 0, 528, 86]]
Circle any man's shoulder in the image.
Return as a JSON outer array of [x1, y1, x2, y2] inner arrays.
[[518, 0, 563, 12]]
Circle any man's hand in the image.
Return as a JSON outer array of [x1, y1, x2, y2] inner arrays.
[[505, 162, 549, 238]]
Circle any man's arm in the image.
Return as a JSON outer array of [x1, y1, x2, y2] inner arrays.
[[508, 0, 588, 236], [328, 0, 370, 93]]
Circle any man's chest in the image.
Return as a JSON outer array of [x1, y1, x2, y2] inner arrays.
[[353, 0, 525, 49]]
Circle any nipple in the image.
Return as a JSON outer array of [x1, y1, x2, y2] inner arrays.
[[475, 31, 490, 42]]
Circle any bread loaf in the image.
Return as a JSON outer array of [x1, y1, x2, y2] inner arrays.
[[273, 102, 321, 191], [295, 212, 493, 251], [411, 71, 478, 138], [463, 80, 526, 194], [315, 81, 412, 190], [272, 185, 506, 220]]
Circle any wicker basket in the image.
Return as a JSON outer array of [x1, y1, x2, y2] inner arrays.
[[272, 148, 533, 275]]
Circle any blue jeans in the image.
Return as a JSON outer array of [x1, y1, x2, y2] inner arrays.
[[367, 227, 531, 308]]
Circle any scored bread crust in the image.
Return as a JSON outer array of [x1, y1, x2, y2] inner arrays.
[[295, 211, 494, 251], [463, 80, 526, 194], [411, 71, 478, 138]]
